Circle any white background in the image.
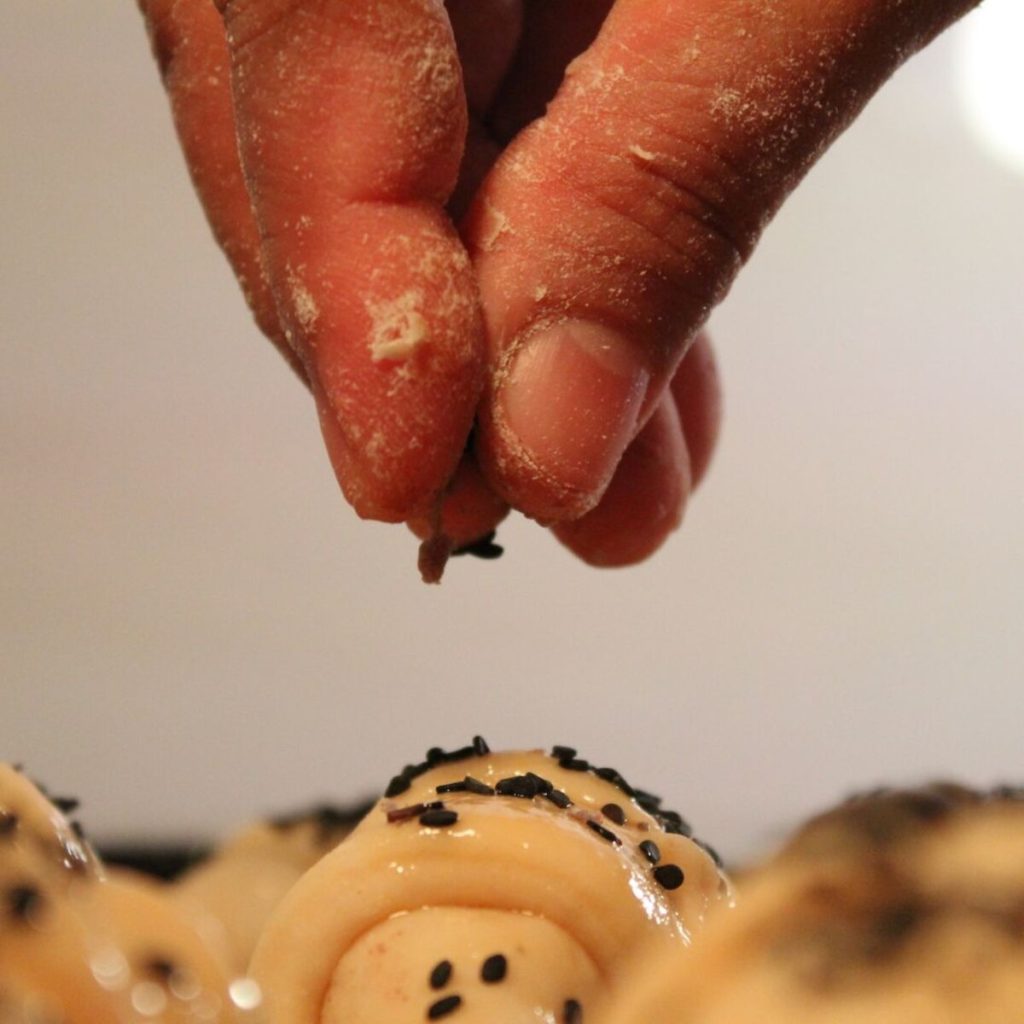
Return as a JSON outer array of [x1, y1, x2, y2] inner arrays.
[[2, 2, 1022, 863]]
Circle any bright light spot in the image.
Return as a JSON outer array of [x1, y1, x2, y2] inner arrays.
[[131, 981, 168, 1017], [229, 977, 263, 1011], [956, 0, 1024, 174], [90, 947, 129, 990]]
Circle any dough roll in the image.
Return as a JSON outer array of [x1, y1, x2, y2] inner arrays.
[[251, 741, 729, 1024]]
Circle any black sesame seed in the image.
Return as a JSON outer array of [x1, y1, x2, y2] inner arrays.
[[462, 777, 495, 796], [633, 789, 662, 809], [525, 773, 553, 794], [429, 960, 452, 989], [426, 747, 446, 766], [70, 820, 86, 840], [403, 762, 431, 780], [480, 953, 507, 983], [550, 746, 577, 760], [144, 957, 178, 982], [586, 820, 621, 845], [445, 745, 477, 764], [496, 776, 538, 799], [564, 998, 583, 1023], [420, 809, 459, 828], [52, 797, 80, 815], [639, 840, 661, 865], [694, 838, 724, 868], [387, 802, 444, 824], [385, 775, 412, 798], [436, 782, 468, 794], [601, 803, 626, 826], [427, 994, 462, 1019], [653, 864, 684, 890], [451, 531, 504, 559], [544, 790, 573, 809], [0, 811, 18, 837], [472, 736, 490, 756], [7, 885, 42, 922], [559, 758, 589, 772], [594, 768, 634, 798]]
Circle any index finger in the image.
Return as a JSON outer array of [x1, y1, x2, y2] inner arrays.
[[221, 0, 484, 521]]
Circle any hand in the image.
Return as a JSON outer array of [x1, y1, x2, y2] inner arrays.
[[138, 0, 979, 569]]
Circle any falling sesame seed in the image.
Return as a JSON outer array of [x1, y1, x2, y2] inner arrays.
[[602, 803, 626, 826], [480, 953, 507, 983], [544, 790, 573, 809], [586, 820, 621, 845], [429, 960, 452, 989], [564, 998, 583, 1023], [0, 812, 18, 837], [653, 864, 685, 890], [559, 758, 589, 772], [436, 782, 468, 795], [420, 809, 459, 828], [427, 994, 462, 1019], [551, 746, 577, 760], [463, 777, 495, 796], [639, 840, 661, 865], [496, 776, 538, 799], [472, 736, 490, 756], [385, 776, 412, 799], [7, 885, 42, 922], [387, 802, 443, 824]]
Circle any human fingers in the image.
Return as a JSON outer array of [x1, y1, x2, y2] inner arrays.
[[137, 0, 304, 380], [552, 391, 689, 567], [220, 0, 484, 522], [669, 331, 721, 491], [551, 330, 720, 566], [468, 0, 981, 522]]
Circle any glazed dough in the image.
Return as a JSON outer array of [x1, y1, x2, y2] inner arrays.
[[601, 786, 1024, 1024], [174, 803, 368, 974], [251, 742, 730, 1024]]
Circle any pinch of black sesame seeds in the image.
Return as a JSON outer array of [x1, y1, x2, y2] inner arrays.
[[462, 777, 495, 796], [559, 758, 589, 772], [436, 782, 468, 794], [564, 998, 583, 1023], [419, 809, 459, 828], [429, 960, 452, 989], [550, 746, 577, 760], [496, 776, 538, 799], [586, 820, 621, 845], [52, 796, 80, 815], [544, 790, 573, 809], [0, 811, 18, 837], [601, 803, 626, 826], [480, 953, 507, 983], [639, 839, 661, 864], [427, 994, 462, 1019], [653, 864, 685, 890], [472, 736, 490, 756], [385, 775, 412, 799], [525, 772, 553, 794], [7, 885, 42, 922]]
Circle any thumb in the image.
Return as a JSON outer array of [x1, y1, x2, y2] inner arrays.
[[466, 0, 979, 521]]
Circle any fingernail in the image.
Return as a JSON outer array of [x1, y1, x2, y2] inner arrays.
[[498, 320, 649, 509]]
